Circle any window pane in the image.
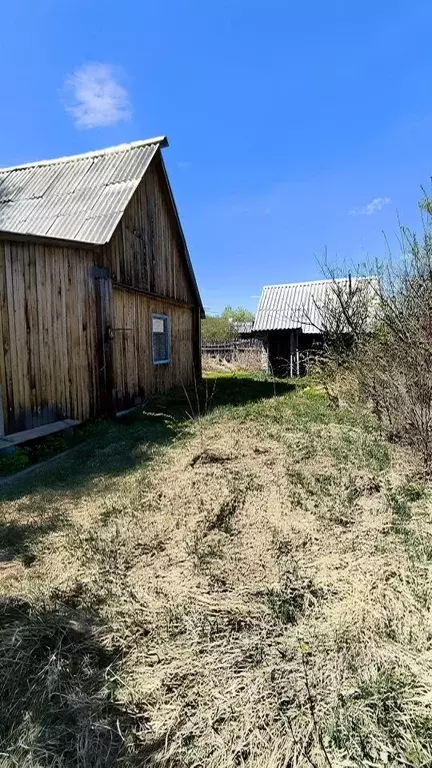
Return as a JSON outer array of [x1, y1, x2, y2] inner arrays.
[[152, 317, 165, 334], [154, 331, 167, 361], [152, 315, 170, 363]]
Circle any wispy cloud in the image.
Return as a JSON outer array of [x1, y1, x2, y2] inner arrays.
[[177, 160, 191, 170], [349, 196, 391, 216], [63, 63, 131, 129]]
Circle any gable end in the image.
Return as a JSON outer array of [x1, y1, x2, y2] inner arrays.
[[103, 151, 203, 311]]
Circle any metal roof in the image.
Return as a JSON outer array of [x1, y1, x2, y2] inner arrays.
[[231, 321, 254, 335], [253, 277, 378, 333], [0, 137, 168, 245]]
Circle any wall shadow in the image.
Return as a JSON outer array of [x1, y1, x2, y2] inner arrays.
[[0, 588, 162, 766], [0, 376, 295, 763], [0, 375, 294, 503], [166, 374, 294, 411]]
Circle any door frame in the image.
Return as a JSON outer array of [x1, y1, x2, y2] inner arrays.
[[92, 266, 114, 414]]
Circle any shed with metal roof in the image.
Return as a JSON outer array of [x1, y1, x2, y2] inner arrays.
[[0, 137, 203, 439], [253, 277, 376, 376]]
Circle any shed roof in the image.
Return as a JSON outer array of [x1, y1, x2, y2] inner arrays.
[[253, 277, 377, 333], [231, 321, 254, 335], [0, 137, 168, 245]]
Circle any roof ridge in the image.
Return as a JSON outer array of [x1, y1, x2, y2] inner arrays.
[[0, 136, 168, 174], [261, 276, 375, 289]]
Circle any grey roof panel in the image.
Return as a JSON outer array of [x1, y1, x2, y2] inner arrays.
[[0, 138, 164, 244], [13, 197, 61, 236], [53, 187, 102, 217], [75, 212, 123, 244], [90, 180, 137, 216], [253, 278, 378, 333], [45, 214, 86, 241], [0, 198, 40, 230], [46, 159, 95, 198], [3, 165, 63, 203]]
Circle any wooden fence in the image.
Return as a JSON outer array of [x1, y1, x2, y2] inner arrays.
[[201, 338, 263, 359]]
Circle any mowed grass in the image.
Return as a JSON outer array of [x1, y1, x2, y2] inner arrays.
[[1, 374, 432, 767]]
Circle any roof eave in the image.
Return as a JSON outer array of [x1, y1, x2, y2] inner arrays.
[[0, 229, 102, 251]]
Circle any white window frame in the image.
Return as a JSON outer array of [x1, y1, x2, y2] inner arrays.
[[151, 313, 171, 365]]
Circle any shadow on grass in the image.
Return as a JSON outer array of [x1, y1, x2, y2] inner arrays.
[[0, 375, 294, 503], [0, 589, 163, 766], [162, 374, 294, 411], [0, 376, 294, 764], [0, 514, 64, 566]]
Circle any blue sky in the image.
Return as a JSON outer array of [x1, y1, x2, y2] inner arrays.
[[1, 1, 432, 313]]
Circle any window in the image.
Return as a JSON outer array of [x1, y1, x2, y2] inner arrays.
[[151, 314, 170, 364]]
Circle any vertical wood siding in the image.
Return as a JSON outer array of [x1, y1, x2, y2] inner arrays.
[[0, 241, 99, 434], [103, 159, 195, 304], [112, 288, 194, 410], [0, 154, 201, 432], [104, 153, 200, 411]]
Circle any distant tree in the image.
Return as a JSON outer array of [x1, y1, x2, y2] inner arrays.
[[201, 315, 231, 341], [220, 306, 254, 323], [201, 305, 254, 341]]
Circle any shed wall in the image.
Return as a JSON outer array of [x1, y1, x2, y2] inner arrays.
[[0, 154, 201, 433], [0, 240, 99, 434], [103, 159, 195, 305], [112, 288, 194, 410]]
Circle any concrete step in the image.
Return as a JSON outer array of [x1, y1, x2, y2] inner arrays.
[[2, 419, 80, 446]]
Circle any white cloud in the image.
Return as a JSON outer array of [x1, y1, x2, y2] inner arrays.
[[177, 160, 191, 170], [349, 196, 391, 216], [63, 63, 131, 129]]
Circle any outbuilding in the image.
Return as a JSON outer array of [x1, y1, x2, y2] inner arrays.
[[0, 136, 203, 440], [253, 277, 375, 376]]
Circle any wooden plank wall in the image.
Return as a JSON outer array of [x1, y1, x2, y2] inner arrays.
[[103, 159, 195, 305], [0, 154, 202, 432], [0, 240, 99, 434], [112, 288, 194, 410]]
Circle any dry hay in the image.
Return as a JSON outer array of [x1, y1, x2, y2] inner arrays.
[[1, 386, 432, 766]]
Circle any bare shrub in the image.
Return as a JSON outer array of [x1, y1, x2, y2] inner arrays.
[[308, 269, 378, 407], [368, 229, 432, 465], [316, 217, 432, 468]]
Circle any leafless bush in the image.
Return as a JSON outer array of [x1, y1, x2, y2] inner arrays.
[[318, 212, 432, 467], [308, 268, 377, 406]]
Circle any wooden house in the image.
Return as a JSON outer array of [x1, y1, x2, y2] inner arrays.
[[253, 277, 376, 376], [0, 136, 203, 440]]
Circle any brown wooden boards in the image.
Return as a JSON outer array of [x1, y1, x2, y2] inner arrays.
[[111, 287, 194, 411], [0, 151, 201, 433], [0, 241, 99, 433], [103, 160, 195, 305]]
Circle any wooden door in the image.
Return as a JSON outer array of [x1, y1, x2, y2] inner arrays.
[[93, 267, 114, 414]]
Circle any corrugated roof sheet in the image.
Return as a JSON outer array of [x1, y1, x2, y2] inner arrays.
[[253, 277, 378, 333], [231, 321, 254, 335], [0, 137, 167, 244]]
